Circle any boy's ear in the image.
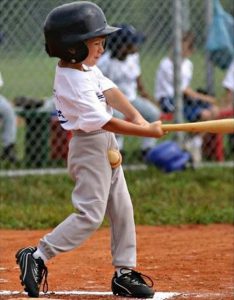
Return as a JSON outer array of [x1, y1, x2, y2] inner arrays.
[[67, 44, 88, 63], [68, 48, 76, 54]]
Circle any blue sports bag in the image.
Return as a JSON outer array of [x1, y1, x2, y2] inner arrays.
[[145, 141, 191, 173]]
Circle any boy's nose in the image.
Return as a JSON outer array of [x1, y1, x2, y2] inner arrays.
[[100, 45, 105, 53]]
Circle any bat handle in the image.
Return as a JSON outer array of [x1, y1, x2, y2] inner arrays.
[[161, 124, 187, 132]]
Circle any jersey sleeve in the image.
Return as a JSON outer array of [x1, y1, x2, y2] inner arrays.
[[154, 57, 173, 99], [222, 60, 234, 91], [75, 87, 112, 132], [93, 65, 117, 91], [181, 59, 193, 91]]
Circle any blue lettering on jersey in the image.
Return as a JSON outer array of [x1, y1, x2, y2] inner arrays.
[[53, 89, 68, 124], [96, 92, 105, 102], [56, 109, 68, 124]]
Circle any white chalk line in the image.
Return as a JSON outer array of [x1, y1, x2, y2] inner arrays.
[[1, 290, 234, 299], [0, 290, 179, 299], [181, 292, 234, 299]]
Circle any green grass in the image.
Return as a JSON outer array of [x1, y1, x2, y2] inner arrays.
[[0, 51, 57, 100], [0, 167, 233, 229]]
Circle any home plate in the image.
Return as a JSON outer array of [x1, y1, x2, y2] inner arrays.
[[1, 290, 180, 299], [46, 291, 180, 299]]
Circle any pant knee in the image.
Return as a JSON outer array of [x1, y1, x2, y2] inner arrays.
[[73, 201, 106, 230]]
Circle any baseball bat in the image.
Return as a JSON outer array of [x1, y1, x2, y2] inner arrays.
[[161, 119, 234, 134]]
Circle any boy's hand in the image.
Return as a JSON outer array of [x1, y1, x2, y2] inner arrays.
[[148, 120, 165, 138]]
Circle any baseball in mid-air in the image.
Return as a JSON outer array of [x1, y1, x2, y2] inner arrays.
[[108, 149, 122, 168]]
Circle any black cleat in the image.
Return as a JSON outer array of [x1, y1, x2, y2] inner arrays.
[[112, 268, 155, 298], [15, 247, 48, 298]]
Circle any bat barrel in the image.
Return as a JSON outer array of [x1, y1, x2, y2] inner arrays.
[[161, 119, 234, 134]]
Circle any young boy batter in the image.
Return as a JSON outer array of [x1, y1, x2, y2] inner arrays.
[[15, 2, 164, 298]]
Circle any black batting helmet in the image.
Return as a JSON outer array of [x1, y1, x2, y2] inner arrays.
[[44, 1, 120, 63]]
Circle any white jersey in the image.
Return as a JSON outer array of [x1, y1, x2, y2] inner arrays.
[[222, 60, 234, 92], [97, 51, 141, 102], [53, 65, 116, 132], [154, 57, 193, 100]]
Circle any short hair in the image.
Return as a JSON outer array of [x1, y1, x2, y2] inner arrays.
[[182, 31, 195, 49]]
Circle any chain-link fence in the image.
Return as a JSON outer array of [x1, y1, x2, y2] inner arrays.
[[0, 0, 233, 172]]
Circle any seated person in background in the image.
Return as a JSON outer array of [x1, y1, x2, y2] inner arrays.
[[221, 59, 234, 152], [0, 71, 18, 163], [221, 59, 234, 110], [155, 31, 219, 122], [154, 31, 220, 163], [98, 24, 161, 159]]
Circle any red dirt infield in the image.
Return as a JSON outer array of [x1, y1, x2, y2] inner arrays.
[[0, 224, 233, 300]]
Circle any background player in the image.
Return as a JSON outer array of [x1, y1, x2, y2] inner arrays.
[[221, 59, 234, 153], [154, 31, 220, 162], [0, 71, 18, 163], [15, 2, 164, 299]]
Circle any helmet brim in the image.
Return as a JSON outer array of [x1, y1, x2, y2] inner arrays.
[[62, 25, 121, 45], [99, 25, 121, 36], [84, 25, 121, 40]]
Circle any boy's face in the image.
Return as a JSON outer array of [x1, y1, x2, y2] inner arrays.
[[83, 36, 106, 66]]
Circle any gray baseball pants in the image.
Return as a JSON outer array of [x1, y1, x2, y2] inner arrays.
[[38, 130, 136, 268]]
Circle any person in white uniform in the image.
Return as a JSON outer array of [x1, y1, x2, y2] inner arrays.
[[222, 59, 234, 152], [155, 31, 220, 163], [222, 59, 234, 109], [15, 2, 165, 299], [155, 31, 219, 122], [0, 71, 18, 162], [98, 24, 161, 158]]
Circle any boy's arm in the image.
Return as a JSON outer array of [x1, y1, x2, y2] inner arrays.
[[102, 117, 164, 138], [104, 87, 147, 125], [103, 88, 164, 138]]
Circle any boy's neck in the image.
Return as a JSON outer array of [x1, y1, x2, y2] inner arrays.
[[59, 60, 84, 71]]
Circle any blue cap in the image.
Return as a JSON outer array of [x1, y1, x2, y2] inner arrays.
[[107, 24, 145, 49]]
